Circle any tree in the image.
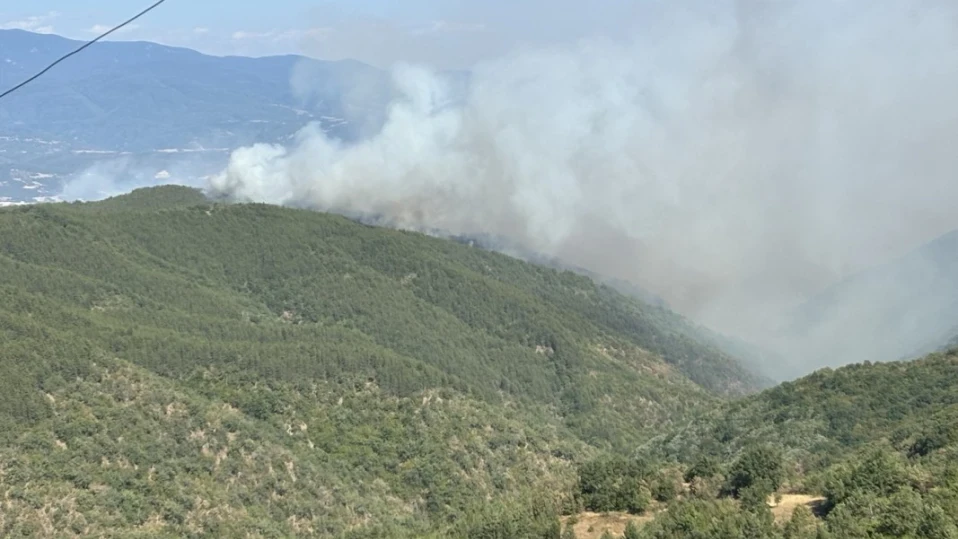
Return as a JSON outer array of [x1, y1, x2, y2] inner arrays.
[[876, 488, 923, 537], [641, 498, 778, 539], [917, 503, 958, 539], [783, 505, 815, 539], [685, 456, 720, 483], [726, 445, 784, 499], [578, 456, 650, 514], [652, 476, 678, 503], [738, 480, 774, 512], [822, 449, 910, 510], [628, 488, 652, 515], [688, 475, 722, 500], [624, 520, 641, 539]]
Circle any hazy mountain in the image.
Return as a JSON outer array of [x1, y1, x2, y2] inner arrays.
[[0, 29, 392, 202]]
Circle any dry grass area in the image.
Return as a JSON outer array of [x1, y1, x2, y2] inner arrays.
[[560, 511, 656, 539], [769, 494, 826, 523], [560, 493, 826, 538]]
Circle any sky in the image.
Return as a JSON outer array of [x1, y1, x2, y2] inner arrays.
[[0, 0, 641, 68]]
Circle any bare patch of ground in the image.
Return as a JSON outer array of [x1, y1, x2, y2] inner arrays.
[[769, 494, 826, 523], [560, 493, 825, 537], [560, 511, 655, 539]]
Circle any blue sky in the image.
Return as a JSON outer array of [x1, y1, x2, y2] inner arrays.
[[0, 1, 407, 35], [0, 0, 640, 67]]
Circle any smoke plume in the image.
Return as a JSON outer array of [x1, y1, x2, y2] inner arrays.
[[209, 1, 958, 376]]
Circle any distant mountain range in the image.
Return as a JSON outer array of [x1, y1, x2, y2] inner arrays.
[[0, 29, 394, 202]]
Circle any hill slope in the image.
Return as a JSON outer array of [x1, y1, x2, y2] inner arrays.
[[0, 186, 761, 537], [649, 351, 958, 468], [630, 350, 958, 538]]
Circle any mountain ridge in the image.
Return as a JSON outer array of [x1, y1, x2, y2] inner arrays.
[[0, 29, 392, 202]]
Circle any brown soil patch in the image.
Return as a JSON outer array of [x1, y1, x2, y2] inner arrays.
[[560, 512, 655, 539], [769, 494, 826, 523], [560, 494, 824, 537]]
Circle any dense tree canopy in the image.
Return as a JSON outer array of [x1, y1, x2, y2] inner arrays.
[[0, 187, 761, 537], [3, 187, 957, 537]]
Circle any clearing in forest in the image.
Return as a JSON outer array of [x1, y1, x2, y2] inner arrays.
[[769, 494, 827, 523], [560, 511, 656, 539]]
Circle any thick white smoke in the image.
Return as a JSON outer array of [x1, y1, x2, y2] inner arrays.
[[209, 1, 958, 376]]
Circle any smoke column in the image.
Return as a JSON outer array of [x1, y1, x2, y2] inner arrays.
[[210, 1, 958, 376]]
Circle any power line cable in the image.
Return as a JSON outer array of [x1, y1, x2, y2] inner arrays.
[[0, 0, 168, 101]]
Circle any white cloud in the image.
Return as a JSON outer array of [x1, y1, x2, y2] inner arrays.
[[232, 30, 275, 41], [87, 23, 140, 35], [0, 11, 59, 34], [277, 28, 332, 41], [229, 28, 333, 48], [193, 27, 209, 35], [423, 20, 488, 34]]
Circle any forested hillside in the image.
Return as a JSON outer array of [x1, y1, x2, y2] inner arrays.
[[6, 186, 953, 538], [619, 351, 958, 538], [650, 351, 958, 467], [0, 186, 762, 537]]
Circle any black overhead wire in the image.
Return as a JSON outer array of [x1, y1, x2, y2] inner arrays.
[[0, 0, 168, 102]]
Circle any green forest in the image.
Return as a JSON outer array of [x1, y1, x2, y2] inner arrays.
[[1, 186, 956, 538]]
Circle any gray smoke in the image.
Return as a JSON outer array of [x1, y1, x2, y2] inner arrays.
[[209, 1, 958, 377]]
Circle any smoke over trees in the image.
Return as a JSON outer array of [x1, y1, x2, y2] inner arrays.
[[210, 1, 958, 376]]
